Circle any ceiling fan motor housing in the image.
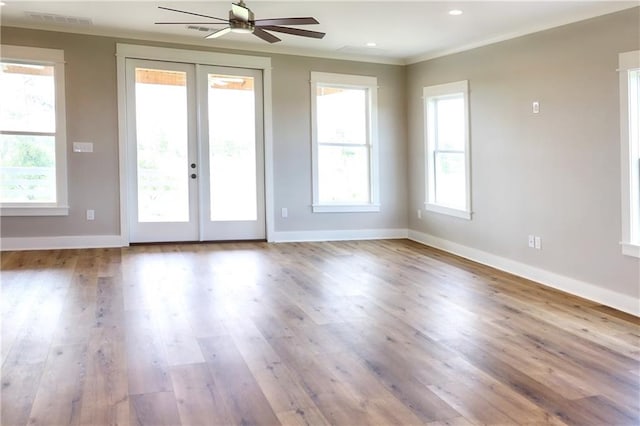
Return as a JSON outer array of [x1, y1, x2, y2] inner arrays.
[[229, 6, 254, 33]]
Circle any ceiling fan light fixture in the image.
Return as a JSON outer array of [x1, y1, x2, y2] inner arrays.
[[231, 28, 253, 34]]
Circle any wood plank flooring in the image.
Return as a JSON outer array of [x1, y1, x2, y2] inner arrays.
[[1, 239, 638, 425]]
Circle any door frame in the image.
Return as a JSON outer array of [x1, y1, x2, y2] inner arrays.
[[116, 43, 274, 244]]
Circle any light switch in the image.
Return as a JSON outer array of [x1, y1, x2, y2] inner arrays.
[[532, 101, 540, 114], [73, 142, 94, 153], [535, 236, 541, 249]]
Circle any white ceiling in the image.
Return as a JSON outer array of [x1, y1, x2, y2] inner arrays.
[[1, 1, 637, 64]]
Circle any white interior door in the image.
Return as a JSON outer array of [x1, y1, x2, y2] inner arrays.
[[198, 66, 265, 241], [126, 59, 265, 243]]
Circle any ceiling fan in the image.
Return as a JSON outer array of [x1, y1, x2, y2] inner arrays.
[[155, 0, 326, 44]]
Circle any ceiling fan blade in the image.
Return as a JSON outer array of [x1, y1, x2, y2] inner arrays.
[[205, 27, 232, 39], [253, 27, 281, 44], [155, 22, 228, 25], [158, 6, 228, 23], [259, 25, 325, 39], [255, 17, 319, 26], [231, 2, 250, 22]]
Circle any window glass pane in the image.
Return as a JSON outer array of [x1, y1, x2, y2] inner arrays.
[[435, 94, 464, 151], [0, 62, 55, 133], [135, 68, 189, 223], [0, 134, 56, 202], [208, 74, 257, 221], [317, 86, 367, 144], [318, 145, 369, 204], [629, 69, 640, 241], [630, 70, 639, 158], [434, 152, 465, 210]]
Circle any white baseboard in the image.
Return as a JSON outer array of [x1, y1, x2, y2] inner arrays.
[[408, 230, 639, 317], [1, 228, 407, 249], [1, 235, 127, 251], [270, 228, 409, 243]]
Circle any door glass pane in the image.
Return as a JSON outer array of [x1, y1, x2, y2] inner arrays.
[[316, 86, 366, 145], [0, 134, 56, 202], [318, 145, 370, 204], [135, 68, 189, 222], [208, 74, 257, 221]]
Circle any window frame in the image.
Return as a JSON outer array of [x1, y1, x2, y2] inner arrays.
[[619, 50, 640, 258], [0, 45, 69, 216], [423, 80, 471, 220], [310, 71, 379, 213]]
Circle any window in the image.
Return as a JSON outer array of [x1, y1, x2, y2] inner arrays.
[[310, 72, 379, 212], [423, 80, 471, 219], [620, 50, 640, 258], [0, 45, 68, 216]]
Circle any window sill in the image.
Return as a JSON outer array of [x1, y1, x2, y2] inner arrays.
[[1, 205, 69, 217], [424, 203, 472, 220], [621, 242, 640, 258], [312, 204, 380, 213]]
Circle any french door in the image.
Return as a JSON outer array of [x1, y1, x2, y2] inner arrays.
[[125, 59, 265, 242]]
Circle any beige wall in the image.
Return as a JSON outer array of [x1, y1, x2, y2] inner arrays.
[[1, 29, 120, 237], [407, 8, 640, 298], [271, 54, 407, 232], [0, 27, 408, 238]]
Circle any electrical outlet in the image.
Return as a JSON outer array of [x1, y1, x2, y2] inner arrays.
[[532, 101, 540, 114], [528, 235, 535, 248], [535, 236, 541, 250], [86, 209, 95, 221]]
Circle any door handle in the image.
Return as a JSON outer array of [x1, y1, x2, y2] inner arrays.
[[191, 173, 197, 179]]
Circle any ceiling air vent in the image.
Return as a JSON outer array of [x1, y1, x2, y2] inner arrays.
[[26, 11, 93, 25], [186, 25, 218, 32]]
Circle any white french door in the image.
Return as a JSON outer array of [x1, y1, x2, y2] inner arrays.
[[126, 60, 198, 242], [125, 59, 265, 243]]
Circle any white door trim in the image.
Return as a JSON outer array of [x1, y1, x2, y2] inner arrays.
[[116, 43, 274, 244]]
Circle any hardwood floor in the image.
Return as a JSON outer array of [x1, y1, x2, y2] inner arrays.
[[1, 239, 638, 425]]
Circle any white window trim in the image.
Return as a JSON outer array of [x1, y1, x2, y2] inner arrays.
[[619, 50, 640, 258], [423, 80, 471, 220], [310, 71, 380, 213], [0, 45, 69, 216]]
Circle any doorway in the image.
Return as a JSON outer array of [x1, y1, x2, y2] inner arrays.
[[124, 58, 265, 243]]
